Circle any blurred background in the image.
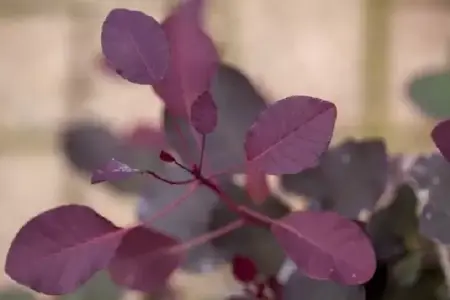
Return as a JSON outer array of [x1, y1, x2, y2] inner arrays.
[[0, 0, 449, 299]]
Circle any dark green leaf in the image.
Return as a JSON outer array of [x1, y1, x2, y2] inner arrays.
[[0, 288, 35, 300], [408, 70, 450, 119], [60, 271, 122, 300]]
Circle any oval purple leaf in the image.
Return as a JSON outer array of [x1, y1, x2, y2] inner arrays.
[[5, 205, 128, 295], [432, 119, 450, 162], [108, 226, 183, 292], [101, 9, 169, 85], [91, 158, 140, 184], [245, 96, 337, 175], [153, 0, 219, 116], [271, 211, 376, 285], [190, 91, 218, 134]]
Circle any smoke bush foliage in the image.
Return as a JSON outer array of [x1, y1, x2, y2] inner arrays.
[[9, 1, 450, 300]]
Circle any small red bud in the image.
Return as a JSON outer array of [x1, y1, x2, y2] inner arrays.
[[159, 150, 175, 163], [232, 255, 258, 283]]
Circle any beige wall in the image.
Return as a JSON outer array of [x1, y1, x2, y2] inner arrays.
[[0, 0, 449, 299]]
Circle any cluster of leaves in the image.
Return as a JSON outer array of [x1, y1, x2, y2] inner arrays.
[[4, 0, 380, 299], [6, 0, 450, 299]]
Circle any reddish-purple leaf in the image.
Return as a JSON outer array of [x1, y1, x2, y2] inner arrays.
[[432, 119, 450, 162], [153, 0, 219, 116], [108, 226, 183, 292], [271, 211, 376, 285], [190, 91, 218, 134], [5, 205, 129, 295], [245, 96, 337, 175], [245, 165, 269, 205], [101, 9, 169, 85], [232, 255, 258, 283], [91, 158, 140, 184]]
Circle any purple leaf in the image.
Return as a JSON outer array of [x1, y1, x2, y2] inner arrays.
[[271, 211, 376, 285], [108, 226, 183, 292], [245, 96, 337, 175], [91, 158, 140, 184], [101, 9, 169, 85], [164, 64, 268, 174], [190, 91, 218, 134], [5, 205, 129, 295], [432, 119, 450, 162], [153, 0, 219, 116]]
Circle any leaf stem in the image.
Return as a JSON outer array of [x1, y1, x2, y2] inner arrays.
[[168, 219, 245, 254], [142, 170, 195, 185], [198, 134, 206, 171]]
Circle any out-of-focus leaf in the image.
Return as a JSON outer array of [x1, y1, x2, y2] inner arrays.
[[407, 153, 441, 190], [408, 70, 450, 119], [364, 260, 389, 300], [60, 121, 166, 195], [225, 296, 252, 300], [366, 184, 418, 261], [208, 180, 289, 275], [163, 63, 268, 174], [281, 138, 388, 219], [0, 288, 35, 300], [60, 271, 122, 300], [407, 154, 450, 243], [382, 267, 445, 300], [153, 0, 218, 116], [432, 119, 450, 162], [391, 250, 422, 287], [272, 211, 376, 285], [245, 96, 336, 175], [136, 164, 223, 273], [101, 9, 169, 85], [283, 271, 365, 300], [61, 122, 124, 172]]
